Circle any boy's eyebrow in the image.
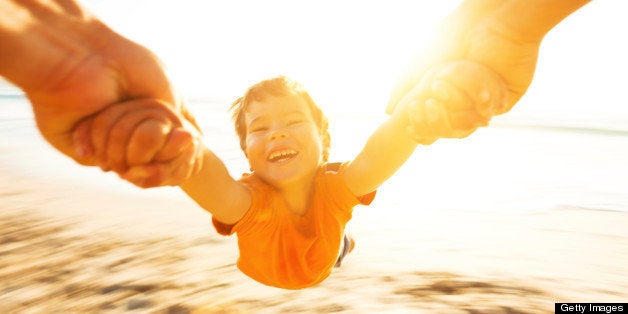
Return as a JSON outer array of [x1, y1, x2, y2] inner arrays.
[[249, 110, 306, 124], [284, 110, 308, 118]]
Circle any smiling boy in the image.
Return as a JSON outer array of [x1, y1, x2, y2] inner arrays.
[[80, 61, 506, 289]]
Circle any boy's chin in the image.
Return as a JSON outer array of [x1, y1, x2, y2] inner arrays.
[[260, 166, 317, 187]]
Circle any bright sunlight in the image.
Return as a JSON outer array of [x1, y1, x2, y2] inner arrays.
[[85, 0, 461, 115]]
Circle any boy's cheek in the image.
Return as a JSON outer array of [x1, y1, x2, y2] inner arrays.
[[245, 133, 265, 149]]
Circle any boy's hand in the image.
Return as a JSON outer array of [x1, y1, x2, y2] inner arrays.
[[73, 99, 203, 188], [397, 60, 507, 144]]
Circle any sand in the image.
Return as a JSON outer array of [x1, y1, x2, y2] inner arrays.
[[1, 156, 628, 314]]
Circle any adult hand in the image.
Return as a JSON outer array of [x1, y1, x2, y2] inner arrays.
[[387, 0, 590, 119], [0, 0, 201, 185], [72, 98, 204, 188], [398, 60, 507, 144]]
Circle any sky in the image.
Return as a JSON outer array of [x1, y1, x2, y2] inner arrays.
[[3, 0, 628, 125], [80, 0, 461, 112]]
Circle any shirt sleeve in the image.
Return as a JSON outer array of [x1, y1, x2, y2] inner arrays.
[[323, 162, 376, 209], [357, 190, 376, 205], [211, 174, 261, 237], [212, 217, 236, 235]]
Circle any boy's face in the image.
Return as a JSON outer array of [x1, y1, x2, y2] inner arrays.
[[244, 94, 325, 189]]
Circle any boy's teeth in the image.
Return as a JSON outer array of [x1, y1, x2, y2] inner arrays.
[[268, 149, 297, 161]]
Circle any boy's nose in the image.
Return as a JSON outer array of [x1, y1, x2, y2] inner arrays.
[[269, 127, 288, 141]]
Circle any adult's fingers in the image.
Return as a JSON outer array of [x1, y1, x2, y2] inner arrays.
[[154, 131, 203, 187], [445, 109, 485, 135], [404, 99, 446, 144], [120, 133, 202, 188], [425, 80, 488, 133], [161, 144, 197, 187], [106, 111, 172, 172], [433, 60, 507, 118], [71, 119, 96, 166], [90, 102, 136, 169], [121, 152, 195, 188], [427, 84, 488, 137], [121, 164, 165, 188], [91, 98, 185, 171], [153, 127, 194, 162], [123, 117, 172, 167]]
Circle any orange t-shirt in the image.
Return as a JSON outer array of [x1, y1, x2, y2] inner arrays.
[[212, 162, 375, 289]]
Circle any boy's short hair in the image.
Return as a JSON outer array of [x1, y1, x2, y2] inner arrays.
[[230, 76, 331, 162]]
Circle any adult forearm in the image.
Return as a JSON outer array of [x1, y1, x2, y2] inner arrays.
[[0, 0, 112, 92], [490, 0, 591, 43]]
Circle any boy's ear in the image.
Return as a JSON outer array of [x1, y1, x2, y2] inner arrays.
[[243, 148, 253, 171], [241, 140, 248, 157], [322, 132, 331, 161]]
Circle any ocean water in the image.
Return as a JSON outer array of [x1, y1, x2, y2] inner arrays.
[[2, 94, 628, 214]]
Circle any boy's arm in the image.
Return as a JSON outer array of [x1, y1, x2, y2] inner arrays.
[[180, 147, 251, 225], [342, 106, 419, 197]]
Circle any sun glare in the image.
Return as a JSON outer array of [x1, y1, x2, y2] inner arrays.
[[85, 0, 461, 115]]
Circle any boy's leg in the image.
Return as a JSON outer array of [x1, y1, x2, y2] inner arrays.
[[334, 234, 356, 268]]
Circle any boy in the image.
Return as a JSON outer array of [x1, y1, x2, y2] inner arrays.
[[78, 60, 506, 289]]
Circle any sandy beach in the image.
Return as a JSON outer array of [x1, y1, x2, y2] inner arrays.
[[2, 95, 628, 313], [2, 147, 627, 314]]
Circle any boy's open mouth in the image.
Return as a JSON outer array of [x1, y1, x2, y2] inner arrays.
[[268, 149, 298, 163]]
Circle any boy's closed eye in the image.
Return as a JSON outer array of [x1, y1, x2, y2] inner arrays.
[[287, 119, 306, 126], [249, 125, 269, 133], [285, 112, 308, 126], [247, 117, 270, 133], [249, 120, 304, 133]]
